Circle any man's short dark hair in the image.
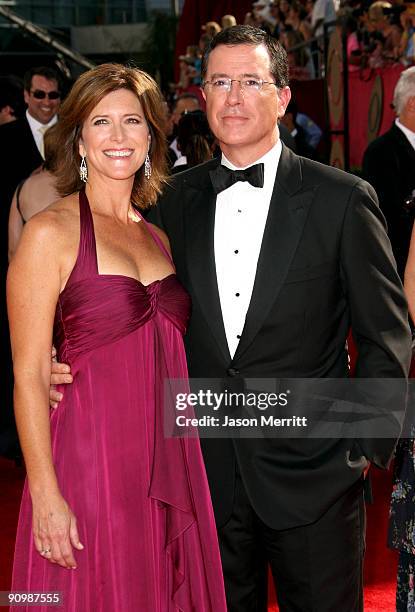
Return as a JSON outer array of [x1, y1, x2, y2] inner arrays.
[[23, 66, 61, 92], [201, 25, 289, 89], [0, 76, 24, 117]]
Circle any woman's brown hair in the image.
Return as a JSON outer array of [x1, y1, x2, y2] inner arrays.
[[54, 63, 167, 209], [43, 123, 60, 173]]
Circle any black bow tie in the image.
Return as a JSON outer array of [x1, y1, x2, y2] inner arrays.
[[210, 163, 265, 195]]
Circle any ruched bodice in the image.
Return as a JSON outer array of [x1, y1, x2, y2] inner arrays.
[[11, 190, 226, 612], [55, 273, 190, 364]]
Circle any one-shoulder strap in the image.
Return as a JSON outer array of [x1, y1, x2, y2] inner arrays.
[[64, 189, 99, 287], [137, 207, 174, 268]]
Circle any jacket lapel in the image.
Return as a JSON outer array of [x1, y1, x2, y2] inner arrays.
[[233, 146, 315, 361], [183, 160, 231, 363]]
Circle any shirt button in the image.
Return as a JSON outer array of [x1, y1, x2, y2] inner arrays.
[[236, 334, 241, 339], [234, 249, 239, 254], [235, 292, 240, 297]]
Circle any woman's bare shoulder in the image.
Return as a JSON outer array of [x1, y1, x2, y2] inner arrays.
[[23, 193, 79, 245]]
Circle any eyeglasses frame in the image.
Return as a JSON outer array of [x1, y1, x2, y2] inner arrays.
[[202, 78, 278, 94]]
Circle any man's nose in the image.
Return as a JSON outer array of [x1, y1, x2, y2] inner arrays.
[[226, 80, 244, 104]]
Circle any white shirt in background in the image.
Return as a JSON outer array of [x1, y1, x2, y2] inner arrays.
[[26, 110, 57, 159]]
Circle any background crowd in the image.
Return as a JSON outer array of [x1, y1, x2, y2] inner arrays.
[[173, 0, 415, 86]]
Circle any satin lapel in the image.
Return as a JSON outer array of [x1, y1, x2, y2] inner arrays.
[[233, 146, 314, 361], [183, 162, 231, 363]]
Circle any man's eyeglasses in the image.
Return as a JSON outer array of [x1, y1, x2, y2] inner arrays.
[[203, 78, 277, 94], [31, 89, 61, 100]]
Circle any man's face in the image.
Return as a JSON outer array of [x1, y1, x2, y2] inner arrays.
[[171, 97, 200, 127], [24, 75, 60, 124], [203, 43, 290, 163]]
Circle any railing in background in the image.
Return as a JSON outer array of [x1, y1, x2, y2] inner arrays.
[[286, 19, 409, 171], [0, 1, 147, 27]]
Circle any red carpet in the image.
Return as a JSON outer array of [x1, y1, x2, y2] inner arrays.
[[0, 457, 397, 610]]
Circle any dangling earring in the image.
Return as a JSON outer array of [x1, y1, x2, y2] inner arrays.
[[80, 156, 88, 183], [144, 153, 152, 179]]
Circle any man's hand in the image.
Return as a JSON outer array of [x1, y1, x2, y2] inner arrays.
[[50, 347, 73, 409]]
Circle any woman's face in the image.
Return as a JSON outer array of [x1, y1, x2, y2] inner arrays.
[[79, 88, 150, 183]]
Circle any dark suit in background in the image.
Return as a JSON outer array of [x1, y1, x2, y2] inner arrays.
[[0, 116, 43, 209], [149, 145, 411, 611], [0, 117, 42, 457], [362, 123, 415, 280]]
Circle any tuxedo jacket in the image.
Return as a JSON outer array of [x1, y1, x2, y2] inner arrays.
[[362, 123, 415, 279], [148, 145, 411, 530], [0, 117, 42, 271], [0, 116, 43, 201]]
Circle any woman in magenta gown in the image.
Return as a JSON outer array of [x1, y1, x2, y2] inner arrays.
[[7, 64, 226, 611]]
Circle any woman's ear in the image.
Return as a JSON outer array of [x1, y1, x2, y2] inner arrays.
[[79, 139, 86, 158]]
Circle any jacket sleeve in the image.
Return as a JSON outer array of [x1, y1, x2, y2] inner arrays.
[[340, 179, 412, 467]]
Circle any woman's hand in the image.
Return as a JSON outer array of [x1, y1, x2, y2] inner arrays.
[[32, 492, 83, 569]]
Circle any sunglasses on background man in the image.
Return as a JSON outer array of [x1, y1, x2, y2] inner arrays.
[[30, 89, 61, 100]]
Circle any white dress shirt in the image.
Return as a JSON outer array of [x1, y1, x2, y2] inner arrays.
[[214, 140, 282, 358], [173, 154, 188, 168], [395, 118, 415, 152], [26, 110, 57, 159], [169, 137, 180, 159]]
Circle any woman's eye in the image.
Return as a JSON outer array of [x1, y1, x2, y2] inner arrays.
[[93, 119, 108, 125], [126, 117, 140, 124]]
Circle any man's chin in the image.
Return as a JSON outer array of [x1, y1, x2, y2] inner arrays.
[[40, 114, 54, 124]]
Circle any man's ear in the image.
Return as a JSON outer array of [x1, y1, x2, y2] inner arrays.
[[277, 86, 292, 119], [24, 89, 30, 106]]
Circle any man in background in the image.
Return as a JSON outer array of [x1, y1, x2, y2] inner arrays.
[[168, 92, 201, 164], [280, 99, 317, 158], [363, 66, 415, 280], [0, 66, 61, 211]]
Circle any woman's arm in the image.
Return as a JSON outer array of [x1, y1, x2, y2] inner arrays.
[[8, 189, 24, 262], [7, 212, 83, 568], [404, 223, 415, 324]]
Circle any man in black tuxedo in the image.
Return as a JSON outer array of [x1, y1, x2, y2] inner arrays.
[[148, 27, 411, 611], [0, 66, 60, 458], [363, 66, 415, 280], [50, 27, 411, 612]]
